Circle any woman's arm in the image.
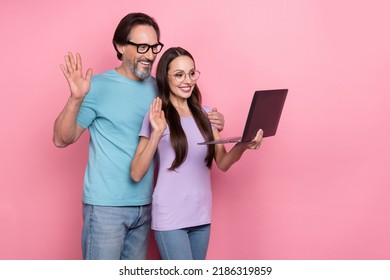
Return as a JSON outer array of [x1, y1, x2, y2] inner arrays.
[[130, 98, 167, 182], [213, 129, 263, 172], [130, 135, 160, 182]]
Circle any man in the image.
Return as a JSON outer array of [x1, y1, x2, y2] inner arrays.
[[53, 13, 224, 260]]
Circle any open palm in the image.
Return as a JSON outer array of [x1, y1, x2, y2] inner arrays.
[[60, 52, 93, 99], [149, 98, 167, 134]]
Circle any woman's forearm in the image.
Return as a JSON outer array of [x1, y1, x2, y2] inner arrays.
[[130, 132, 162, 182]]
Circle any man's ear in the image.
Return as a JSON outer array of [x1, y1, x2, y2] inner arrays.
[[115, 43, 125, 55]]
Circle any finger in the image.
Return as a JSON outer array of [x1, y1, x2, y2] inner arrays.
[[68, 52, 76, 70], [210, 111, 224, 122], [85, 68, 93, 82], [207, 112, 218, 120], [208, 107, 218, 116], [60, 64, 70, 79], [76, 53, 82, 71], [253, 130, 263, 141], [64, 54, 71, 72], [154, 98, 160, 112], [64, 53, 75, 73], [155, 98, 161, 114], [213, 124, 223, 131], [151, 99, 156, 113], [156, 97, 162, 111]]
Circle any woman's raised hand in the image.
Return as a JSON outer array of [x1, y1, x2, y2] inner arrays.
[[149, 97, 167, 135]]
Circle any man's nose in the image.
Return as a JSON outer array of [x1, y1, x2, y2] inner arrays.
[[144, 48, 156, 60]]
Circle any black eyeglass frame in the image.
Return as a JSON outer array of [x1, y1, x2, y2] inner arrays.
[[126, 41, 164, 54]]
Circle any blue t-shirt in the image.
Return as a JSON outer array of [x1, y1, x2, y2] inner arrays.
[[77, 69, 157, 206]]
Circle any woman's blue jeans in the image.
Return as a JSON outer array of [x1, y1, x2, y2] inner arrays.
[[82, 203, 151, 260], [154, 224, 211, 260]]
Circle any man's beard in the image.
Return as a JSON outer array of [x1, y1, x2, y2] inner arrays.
[[131, 59, 153, 80]]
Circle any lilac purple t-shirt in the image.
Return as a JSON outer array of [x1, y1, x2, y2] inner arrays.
[[139, 108, 213, 231]]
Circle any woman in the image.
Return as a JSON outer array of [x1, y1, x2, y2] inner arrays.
[[131, 47, 263, 259]]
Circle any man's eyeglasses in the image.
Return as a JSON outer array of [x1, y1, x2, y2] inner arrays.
[[168, 70, 201, 83], [126, 41, 164, 54]]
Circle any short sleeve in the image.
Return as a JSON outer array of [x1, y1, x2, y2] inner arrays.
[[76, 81, 97, 128], [139, 111, 151, 138]]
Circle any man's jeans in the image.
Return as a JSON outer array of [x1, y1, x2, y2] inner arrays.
[[82, 203, 151, 260]]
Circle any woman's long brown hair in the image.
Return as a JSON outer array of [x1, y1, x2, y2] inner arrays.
[[156, 47, 215, 171]]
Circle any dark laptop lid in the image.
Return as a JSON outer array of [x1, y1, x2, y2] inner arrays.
[[241, 89, 288, 141], [198, 89, 288, 145]]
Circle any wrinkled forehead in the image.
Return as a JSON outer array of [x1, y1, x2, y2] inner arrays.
[[128, 24, 159, 44]]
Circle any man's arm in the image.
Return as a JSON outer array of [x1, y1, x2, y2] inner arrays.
[[207, 107, 225, 131], [53, 98, 86, 147], [53, 52, 92, 147]]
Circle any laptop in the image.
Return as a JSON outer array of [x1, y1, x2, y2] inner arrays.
[[198, 89, 288, 145]]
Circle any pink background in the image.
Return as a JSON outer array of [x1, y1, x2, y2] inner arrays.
[[1, 0, 389, 260]]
